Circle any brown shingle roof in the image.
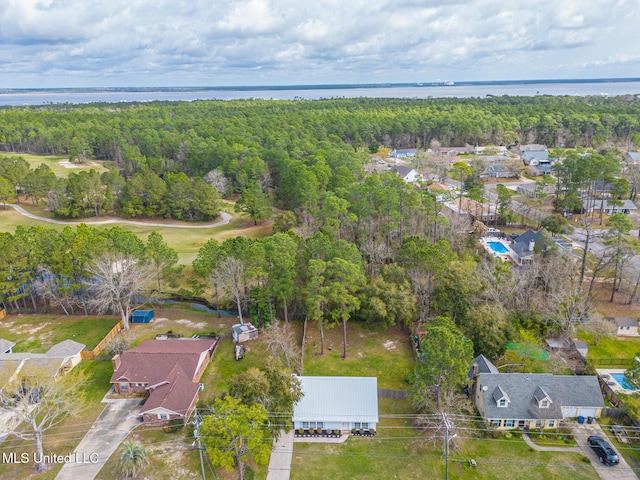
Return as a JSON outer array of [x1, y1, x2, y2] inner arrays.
[[140, 372, 200, 416], [111, 339, 216, 420]]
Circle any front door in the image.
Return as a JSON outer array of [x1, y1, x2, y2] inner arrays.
[[518, 420, 525, 429]]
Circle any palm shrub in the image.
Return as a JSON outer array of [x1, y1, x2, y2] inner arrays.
[[118, 441, 149, 478]]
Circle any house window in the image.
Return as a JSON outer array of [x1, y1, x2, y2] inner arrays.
[[535, 420, 543, 428], [627, 326, 630, 330], [120, 383, 128, 390], [158, 413, 168, 420], [354, 422, 369, 430], [490, 420, 501, 427], [540, 400, 549, 408], [137, 383, 144, 387], [498, 399, 507, 407], [548, 420, 555, 428], [302, 422, 309, 429], [504, 419, 515, 428]]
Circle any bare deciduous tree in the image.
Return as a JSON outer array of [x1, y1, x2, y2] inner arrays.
[[203, 169, 229, 197], [262, 320, 301, 373], [85, 253, 154, 330], [0, 366, 83, 472], [213, 256, 246, 324]]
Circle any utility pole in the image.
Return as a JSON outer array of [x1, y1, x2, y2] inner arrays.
[[442, 413, 457, 480], [194, 409, 206, 480]]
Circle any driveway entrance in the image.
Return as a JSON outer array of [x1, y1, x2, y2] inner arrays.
[[55, 399, 141, 480]]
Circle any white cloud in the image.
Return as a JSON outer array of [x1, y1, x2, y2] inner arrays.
[[0, 0, 638, 87]]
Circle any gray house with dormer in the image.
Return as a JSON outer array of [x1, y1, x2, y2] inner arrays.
[[470, 355, 603, 430]]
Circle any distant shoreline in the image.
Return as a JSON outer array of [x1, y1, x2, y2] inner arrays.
[[2, 77, 640, 94]]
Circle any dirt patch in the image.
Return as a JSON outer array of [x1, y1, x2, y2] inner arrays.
[[13, 322, 50, 334], [174, 319, 208, 330], [383, 340, 397, 350], [58, 160, 102, 169]]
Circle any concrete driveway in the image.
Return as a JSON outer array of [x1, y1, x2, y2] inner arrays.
[[573, 422, 638, 480], [55, 399, 141, 480]]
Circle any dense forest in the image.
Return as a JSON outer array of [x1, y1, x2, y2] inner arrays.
[[2, 95, 639, 418], [2, 95, 640, 219]]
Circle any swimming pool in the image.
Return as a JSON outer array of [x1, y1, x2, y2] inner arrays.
[[611, 373, 639, 391], [487, 241, 509, 254]]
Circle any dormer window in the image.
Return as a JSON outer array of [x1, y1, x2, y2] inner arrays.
[[534, 386, 553, 409], [492, 385, 510, 408]]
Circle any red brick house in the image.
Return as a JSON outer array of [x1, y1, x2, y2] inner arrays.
[[110, 338, 219, 425]]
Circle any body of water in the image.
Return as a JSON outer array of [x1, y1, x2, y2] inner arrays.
[[1, 81, 640, 105]]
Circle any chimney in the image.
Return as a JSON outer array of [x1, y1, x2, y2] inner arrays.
[[473, 363, 479, 376], [112, 354, 121, 372], [528, 239, 535, 252]]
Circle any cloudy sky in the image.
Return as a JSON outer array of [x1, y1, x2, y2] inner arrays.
[[1, 0, 639, 88]]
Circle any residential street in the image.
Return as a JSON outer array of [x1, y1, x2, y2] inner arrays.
[[54, 398, 141, 480]]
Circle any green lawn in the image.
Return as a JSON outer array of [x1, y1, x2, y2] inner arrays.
[[291, 398, 595, 480], [3, 152, 109, 177], [576, 330, 640, 360], [0, 314, 119, 352], [303, 321, 414, 390]]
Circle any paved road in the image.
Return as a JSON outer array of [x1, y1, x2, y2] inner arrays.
[[573, 422, 638, 480], [55, 399, 141, 480], [4, 204, 232, 229]]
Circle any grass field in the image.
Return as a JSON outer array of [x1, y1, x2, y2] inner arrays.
[[303, 321, 414, 390], [3, 152, 109, 177], [575, 330, 640, 360], [0, 315, 120, 352]]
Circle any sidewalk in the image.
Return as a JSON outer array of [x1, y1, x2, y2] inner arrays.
[[266, 430, 294, 480]]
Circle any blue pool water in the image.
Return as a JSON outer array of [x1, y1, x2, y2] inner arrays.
[[487, 241, 509, 254], [611, 373, 639, 391]]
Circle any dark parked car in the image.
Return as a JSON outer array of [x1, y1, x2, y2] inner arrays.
[[508, 232, 520, 239], [587, 435, 619, 465]]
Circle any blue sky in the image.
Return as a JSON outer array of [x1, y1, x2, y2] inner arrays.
[[1, 0, 639, 88]]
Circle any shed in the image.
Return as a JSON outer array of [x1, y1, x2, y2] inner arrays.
[[293, 376, 379, 433], [612, 317, 639, 336], [232, 323, 258, 343], [131, 310, 155, 323]]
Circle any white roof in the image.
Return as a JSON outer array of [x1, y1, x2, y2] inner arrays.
[[293, 376, 379, 423]]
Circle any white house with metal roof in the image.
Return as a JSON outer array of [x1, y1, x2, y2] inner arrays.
[[293, 376, 379, 433]]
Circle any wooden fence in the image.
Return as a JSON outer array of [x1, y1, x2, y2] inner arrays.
[[81, 319, 125, 360], [0, 309, 6, 320]]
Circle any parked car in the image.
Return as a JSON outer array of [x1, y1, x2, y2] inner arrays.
[[508, 232, 520, 239], [587, 435, 619, 465], [487, 228, 501, 233]]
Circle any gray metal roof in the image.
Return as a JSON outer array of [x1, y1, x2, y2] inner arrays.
[[626, 152, 640, 161], [293, 376, 379, 424], [477, 373, 603, 421]]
